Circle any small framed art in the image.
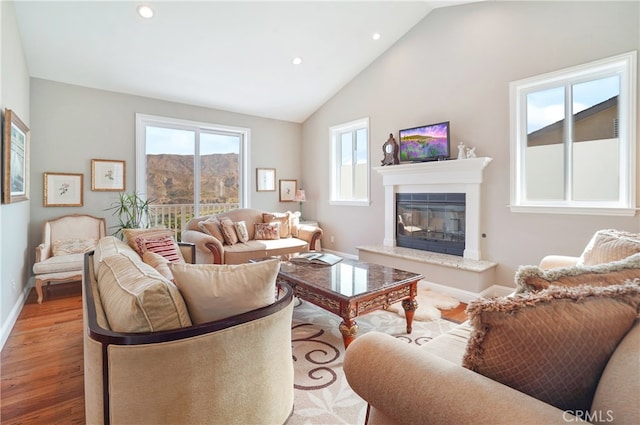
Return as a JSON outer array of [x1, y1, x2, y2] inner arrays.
[[279, 179, 297, 202], [92, 159, 125, 191], [256, 168, 276, 192], [2, 108, 30, 204], [44, 172, 84, 207]]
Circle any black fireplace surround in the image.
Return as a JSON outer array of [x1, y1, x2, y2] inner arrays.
[[396, 193, 465, 256]]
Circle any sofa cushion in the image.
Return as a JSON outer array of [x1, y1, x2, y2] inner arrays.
[[255, 222, 280, 240], [591, 319, 640, 425], [234, 220, 250, 243], [463, 281, 640, 413], [52, 238, 97, 256], [263, 212, 291, 238], [33, 252, 84, 274], [219, 217, 239, 245], [92, 236, 140, 275], [142, 251, 174, 281], [122, 228, 185, 262], [579, 229, 640, 266], [97, 254, 192, 332], [515, 253, 640, 293], [168, 259, 279, 324], [197, 217, 225, 242]]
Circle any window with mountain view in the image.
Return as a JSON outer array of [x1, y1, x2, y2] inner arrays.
[[135, 114, 248, 236]]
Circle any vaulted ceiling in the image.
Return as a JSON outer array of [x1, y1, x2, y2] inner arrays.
[[14, 1, 474, 123]]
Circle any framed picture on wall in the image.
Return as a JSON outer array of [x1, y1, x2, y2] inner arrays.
[[92, 159, 125, 191], [256, 168, 276, 192], [279, 179, 297, 202], [2, 108, 30, 204], [44, 172, 84, 207]]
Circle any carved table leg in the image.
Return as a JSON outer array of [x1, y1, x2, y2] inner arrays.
[[339, 318, 359, 349], [402, 298, 418, 334]]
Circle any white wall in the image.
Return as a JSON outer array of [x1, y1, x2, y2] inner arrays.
[[1, 0, 31, 349], [28, 78, 302, 268], [302, 1, 640, 286]]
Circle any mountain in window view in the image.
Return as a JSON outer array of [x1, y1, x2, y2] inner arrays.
[[146, 153, 239, 204]]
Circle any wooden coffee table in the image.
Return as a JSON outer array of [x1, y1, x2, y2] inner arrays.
[[277, 258, 423, 348]]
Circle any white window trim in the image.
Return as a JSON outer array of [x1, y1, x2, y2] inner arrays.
[[509, 51, 637, 216], [329, 117, 371, 206], [135, 113, 250, 207]]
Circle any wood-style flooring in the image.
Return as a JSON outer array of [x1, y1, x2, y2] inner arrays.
[[1, 281, 467, 424]]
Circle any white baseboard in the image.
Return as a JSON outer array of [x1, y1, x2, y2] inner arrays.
[[0, 281, 32, 352], [480, 284, 515, 298]]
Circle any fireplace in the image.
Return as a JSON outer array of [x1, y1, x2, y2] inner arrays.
[[396, 193, 465, 256], [375, 157, 492, 261]]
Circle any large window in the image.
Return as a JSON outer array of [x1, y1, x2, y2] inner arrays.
[[135, 114, 249, 233], [510, 51, 636, 215], [330, 117, 370, 206]]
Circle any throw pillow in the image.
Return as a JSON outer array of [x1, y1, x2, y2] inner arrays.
[[52, 238, 98, 256], [197, 217, 225, 243], [142, 251, 174, 281], [263, 212, 291, 238], [463, 281, 640, 413], [122, 228, 186, 263], [255, 222, 280, 240], [137, 235, 183, 263], [218, 217, 239, 245], [515, 253, 640, 293], [234, 220, 250, 243], [168, 259, 280, 324], [97, 254, 192, 332], [579, 229, 640, 266]]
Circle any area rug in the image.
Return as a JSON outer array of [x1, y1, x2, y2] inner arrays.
[[288, 298, 459, 425], [385, 286, 461, 321]]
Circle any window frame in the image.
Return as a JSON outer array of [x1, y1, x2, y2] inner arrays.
[[135, 113, 250, 208], [509, 51, 637, 216], [329, 117, 370, 206]]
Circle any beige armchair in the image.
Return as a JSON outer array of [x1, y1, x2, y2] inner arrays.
[[33, 214, 106, 303]]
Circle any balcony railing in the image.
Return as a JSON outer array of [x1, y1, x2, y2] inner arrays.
[[149, 202, 239, 240]]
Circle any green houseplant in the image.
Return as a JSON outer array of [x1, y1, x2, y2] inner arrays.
[[106, 192, 153, 239]]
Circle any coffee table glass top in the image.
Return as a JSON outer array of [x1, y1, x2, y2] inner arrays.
[[278, 258, 422, 298]]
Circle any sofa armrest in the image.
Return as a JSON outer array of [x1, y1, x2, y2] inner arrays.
[[344, 332, 580, 425], [35, 243, 50, 263], [181, 229, 224, 264], [539, 255, 580, 270], [296, 224, 323, 251]]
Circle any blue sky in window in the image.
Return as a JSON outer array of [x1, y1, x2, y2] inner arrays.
[[527, 76, 619, 133], [146, 126, 239, 155]]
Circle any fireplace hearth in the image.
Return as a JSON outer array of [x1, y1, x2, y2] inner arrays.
[[396, 193, 465, 256]]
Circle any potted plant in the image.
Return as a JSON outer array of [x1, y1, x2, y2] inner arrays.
[[106, 192, 153, 239]]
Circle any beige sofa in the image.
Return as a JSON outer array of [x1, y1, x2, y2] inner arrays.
[[83, 236, 295, 424], [344, 229, 640, 425], [181, 208, 323, 264]]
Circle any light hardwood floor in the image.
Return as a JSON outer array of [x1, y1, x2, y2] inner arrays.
[[0, 281, 467, 424]]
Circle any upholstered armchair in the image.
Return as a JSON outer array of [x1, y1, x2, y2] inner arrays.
[[33, 214, 106, 303]]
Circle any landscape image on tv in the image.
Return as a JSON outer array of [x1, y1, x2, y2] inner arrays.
[[399, 121, 450, 162]]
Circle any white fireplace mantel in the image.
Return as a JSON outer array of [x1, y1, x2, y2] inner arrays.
[[374, 157, 493, 261]]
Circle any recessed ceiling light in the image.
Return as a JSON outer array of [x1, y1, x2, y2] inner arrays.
[[372, 32, 381, 41], [137, 5, 154, 19], [292, 57, 303, 65]]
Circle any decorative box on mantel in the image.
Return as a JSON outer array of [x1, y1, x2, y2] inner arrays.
[[360, 158, 496, 295]]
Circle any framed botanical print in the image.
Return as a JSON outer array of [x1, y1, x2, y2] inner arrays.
[[92, 159, 125, 191], [279, 179, 297, 202], [44, 172, 84, 207], [2, 109, 30, 204], [256, 168, 276, 192]]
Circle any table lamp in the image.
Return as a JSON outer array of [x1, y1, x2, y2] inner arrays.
[[294, 189, 306, 220]]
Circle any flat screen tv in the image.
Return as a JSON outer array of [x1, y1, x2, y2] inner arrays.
[[399, 121, 450, 162]]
